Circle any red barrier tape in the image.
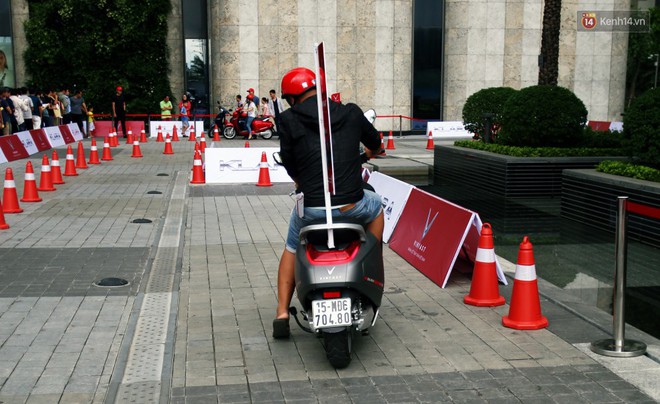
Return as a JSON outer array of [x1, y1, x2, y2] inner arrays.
[[626, 201, 660, 220], [376, 114, 429, 123], [91, 113, 218, 119]]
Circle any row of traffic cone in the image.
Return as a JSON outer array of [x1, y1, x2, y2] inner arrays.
[[463, 222, 548, 330]]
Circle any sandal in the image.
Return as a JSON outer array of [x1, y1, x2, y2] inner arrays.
[[272, 318, 290, 339]]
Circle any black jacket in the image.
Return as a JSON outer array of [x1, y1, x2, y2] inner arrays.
[[279, 97, 380, 207]]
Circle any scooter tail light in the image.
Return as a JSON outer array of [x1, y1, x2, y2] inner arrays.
[[323, 291, 341, 299], [306, 240, 360, 265]]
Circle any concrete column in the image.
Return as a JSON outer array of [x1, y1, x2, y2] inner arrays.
[[10, 0, 28, 86], [168, 0, 185, 101]]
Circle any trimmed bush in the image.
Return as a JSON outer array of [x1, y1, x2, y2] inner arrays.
[[498, 85, 588, 147], [454, 140, 622, 158], [462, 87, 518, 139], [597, 160, 660, 183], [623, 87, 660, 167]]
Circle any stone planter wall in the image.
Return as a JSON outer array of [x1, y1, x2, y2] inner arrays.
[[562, 169, 660, 248]]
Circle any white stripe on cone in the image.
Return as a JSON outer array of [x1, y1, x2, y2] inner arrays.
[[5, 180, 15, 187], [41, 165, 51, 172], [193, 160, 202, 166], [25, 173, 35, 180], [52, 160, 60, 166], [514, 264, 537, 281], [475, 248, 495, 263]]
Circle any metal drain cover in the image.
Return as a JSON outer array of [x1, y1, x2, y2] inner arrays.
[[95, 277, 129, 287], [157, 173, 169, 176], [132, 218, 153, 224], [147, 191, 162, 195]]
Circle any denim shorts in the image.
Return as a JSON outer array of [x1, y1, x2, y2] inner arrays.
[[285, 189, 383, 253]]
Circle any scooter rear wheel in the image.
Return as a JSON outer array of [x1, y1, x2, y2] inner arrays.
[[323, 329, 352, 368], [223, 126, 236, 139], [261, 129, 273, 140]]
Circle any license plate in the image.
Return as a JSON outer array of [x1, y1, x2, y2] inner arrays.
[[312, 298, 352, 329]]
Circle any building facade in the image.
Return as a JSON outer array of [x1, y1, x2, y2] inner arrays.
[[7, 0, 634, 131]]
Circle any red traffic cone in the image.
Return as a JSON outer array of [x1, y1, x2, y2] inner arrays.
[[64, 145, 78, 176], [163, 135, 174, 155], [199, 132, 206, 153], [190, 150, 205, 184], [51, 150, 65, 184], [426, 130, 435, 150], [0, 201, 9, 230], [172, 126, 180, 141], [37, 154, 57, 192], [110, 130, 118, 147], [126, 130, 133, 144], [21, 161, 42, 202], [156, 126, 164, 142], [502, 237, 549, 330], [2, 168, 23, 213], [244, 141, 250, 148], [464, 223, 505, 307], [256, 152, 272, 187], [88, 138, 101, 164], [386, 130, 396, 150], [213, 125, 220, 141], [140, 129, 147, 143], [188, 126, 197, 141], [75, 141, 89, 169], [101, 137, 113, 161], [131, 140, 143, 158]]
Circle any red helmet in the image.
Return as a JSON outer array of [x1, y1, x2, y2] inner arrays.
[[116, 86, 123, 92], [281, 67, 317, 98], [247, 94, 254, 101]]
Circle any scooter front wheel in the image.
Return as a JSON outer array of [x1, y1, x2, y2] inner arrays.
[[223, 126, 236, 139], [323, 329, 352, 368]]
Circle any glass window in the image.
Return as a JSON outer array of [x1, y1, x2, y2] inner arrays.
[[412, 0, 443, 129], [0, 1, 14, 88], [183, 0, 209, 115]]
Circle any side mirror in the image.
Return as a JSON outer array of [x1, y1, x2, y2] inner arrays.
[[363, 109, 377, 125], [273, 152, 283, 165]]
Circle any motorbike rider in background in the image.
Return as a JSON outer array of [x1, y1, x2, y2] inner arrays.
[[272, 67, 384, 338], [245, 94, 257, 140]]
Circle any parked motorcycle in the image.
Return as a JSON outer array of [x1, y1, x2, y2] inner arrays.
[[274, 109, 384, 369], [214, 102, 231, 133], [222, 106, 274, 140]]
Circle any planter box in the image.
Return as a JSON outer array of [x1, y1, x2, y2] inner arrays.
[[562, 169, 660, 248]]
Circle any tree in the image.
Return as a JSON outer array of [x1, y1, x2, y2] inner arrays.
[[538, 0, 562, 85], [23, 0, 173, 114], [626, 7, 660, 108]]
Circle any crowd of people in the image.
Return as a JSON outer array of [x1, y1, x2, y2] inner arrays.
[[0, 87, 88, 136]]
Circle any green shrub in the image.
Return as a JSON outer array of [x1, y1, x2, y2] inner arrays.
[[623, 87, 660, 167], [454, 140, 623, 158], [579, 126, 624, 148], [597, 160, 660, 183], [462, 87, 518, 139], [497, 85, 588, 147]]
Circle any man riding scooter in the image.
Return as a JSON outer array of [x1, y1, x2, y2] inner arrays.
[[272, 67, 384, 338]]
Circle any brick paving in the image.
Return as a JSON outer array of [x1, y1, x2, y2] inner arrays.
[[0, 137, 656, 403]]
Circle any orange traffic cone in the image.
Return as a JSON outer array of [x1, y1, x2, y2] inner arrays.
[[386, 130, 396, 150], [126, 130, 133, 144], [188, 126, 196, 141], [51, 150, 65, 184], [426, 130, 435, 150], [140, 129, 147, 143], [110, 130, 118, 147], [213, 125, 220, 141], [101, 137, 113, 161], [2, 168, 23, 213], [0, 201, 9, 230], [172, 126, 180, 141], [199, 132, 206, 153], [256, 152, 272, 187], [464, 223, 505, 307], [190, 150, 205, 184], [75, 141, 89, 169], [20, 161, 42, 202], [244, 141, 250, 148], [163, 135, 174, 155], [502, 236, 548, 330], [64, 145, 78, 176], [88, 138, 101, 164], [156, 126, 164, 142], [131, 140, 143, 158], [37, 154, 56, 192]]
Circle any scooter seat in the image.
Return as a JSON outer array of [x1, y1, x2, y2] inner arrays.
[[301, 217, 366, 249]]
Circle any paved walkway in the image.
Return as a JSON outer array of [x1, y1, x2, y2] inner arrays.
[[0, 137, 657, 403]]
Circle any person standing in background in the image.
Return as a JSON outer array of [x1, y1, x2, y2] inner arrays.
[[59, 88, 71, 124], [179, 94, 191, 137], [268, 89, 285, 132], [112, 86, 127, 137], [19, 88, 34, 130], [29, 88, 43, 129], [160, 95, 173, 121], [70, 90, 88, 134]]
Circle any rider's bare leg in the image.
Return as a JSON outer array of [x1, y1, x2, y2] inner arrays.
[[367, 212, 384, 243], [276, 249, 296, 319]]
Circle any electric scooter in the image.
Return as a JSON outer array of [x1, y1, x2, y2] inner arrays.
[[222, 106, 274, 140]]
